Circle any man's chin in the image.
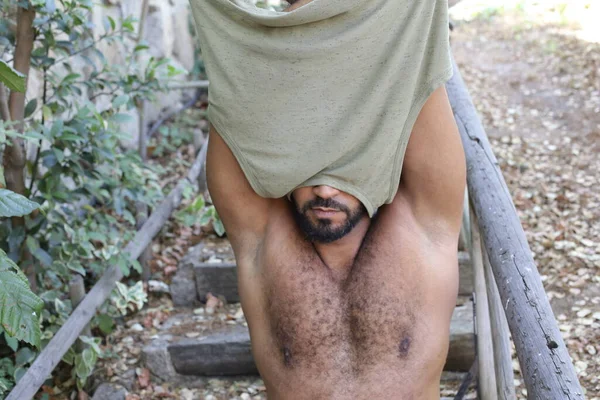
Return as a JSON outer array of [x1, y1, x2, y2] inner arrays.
[[302, 224, 353, 243]]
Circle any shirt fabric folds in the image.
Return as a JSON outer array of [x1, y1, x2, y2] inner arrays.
[[189, 0, 453, 216]]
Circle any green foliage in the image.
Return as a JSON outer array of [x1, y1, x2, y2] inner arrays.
[[0, 189, 40, 217], [0, 59, 26, 92], [109, 281, 147, 316], [0, 0, 185, 394], [175, 194, 226, 237], [0, 249, 43, 348], [61, 335, 104, 390]]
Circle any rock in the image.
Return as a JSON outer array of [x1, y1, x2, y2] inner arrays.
[[148, 280, 170, 293], [142, 339, 179, 382], [171, 244, 204, 306], [130, 323, 144, 332], [91, 383, 127, 400]]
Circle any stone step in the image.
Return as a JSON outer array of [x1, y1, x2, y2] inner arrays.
[[142, 302, 474, 381], [171, 244, 474, 306]]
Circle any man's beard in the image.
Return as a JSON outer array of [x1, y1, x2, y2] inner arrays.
[[292, 197, 367, 243]]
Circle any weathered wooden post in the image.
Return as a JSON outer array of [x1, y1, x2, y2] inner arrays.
[[446, 57, 583, 399], [68, 275, 91, 352], [470, 210, 498, 400], [482, 246, 516, 399]]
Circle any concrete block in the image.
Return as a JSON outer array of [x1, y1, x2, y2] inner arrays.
[[194, 262, 238, 302], [168, 325, 257, 376]]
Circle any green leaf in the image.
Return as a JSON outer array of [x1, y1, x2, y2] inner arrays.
[[42, 105, 52, 121], [107, 16, 116, 31], [80, 336, 103, 355], [32, 248, 52, 268], [112, 94, 129, 108], [212, 218, 225, 237], [96, 314, 114, 334], [0, 60, 26, 93], [189, 195, 205, 212], [4, 331, 18, 351], [13, 367, 27, 383], [198, 212, 211, 227], [134, 44, 149, 52], [44, 0, 56, 13], [111, 113, 133, 124], [0, 249, 43, 348], [24, 99, 37, 118], [60, 73, 81, 85], [0, 189, 40, 217], [62, 347, 75, 365], [130, 259, 142, 274], [81, 348, 97, 367], [167, 64, 186, 77], [15, 347, 35, 368], [66, 261, 86, 276], [117, 257, 129, 277]]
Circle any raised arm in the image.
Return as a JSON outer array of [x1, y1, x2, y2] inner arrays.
[[396, 86, 466, 242], [206, 125, 271, 252]]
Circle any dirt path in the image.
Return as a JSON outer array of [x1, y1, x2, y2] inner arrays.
[[451, 2, 600, 397]]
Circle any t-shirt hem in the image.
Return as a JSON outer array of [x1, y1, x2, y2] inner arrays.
[[208, 108, 270, 198], [388, 65, 454, 201]]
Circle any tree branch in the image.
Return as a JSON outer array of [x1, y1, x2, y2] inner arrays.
[[0, 83, 10, 121], [4, 3, 37, 292]]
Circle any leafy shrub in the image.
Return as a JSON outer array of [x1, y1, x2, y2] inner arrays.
[[0, 0, 183, 395]]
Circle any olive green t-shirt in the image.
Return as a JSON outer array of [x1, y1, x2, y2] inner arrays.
[[189, 0, 452, 216]]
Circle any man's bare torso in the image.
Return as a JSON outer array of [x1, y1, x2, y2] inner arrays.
[[206, 86, 466, 399], [235, 198, 459, 400]]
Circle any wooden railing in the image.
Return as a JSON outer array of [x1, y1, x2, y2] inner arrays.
[[447, 57, 584, 399]]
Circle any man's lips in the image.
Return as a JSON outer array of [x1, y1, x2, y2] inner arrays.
[[311, 207, 340, 217]]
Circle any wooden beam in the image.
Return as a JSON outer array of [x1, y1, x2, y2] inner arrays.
[[482, 245, 516, 399], [6, 144, 208, 400], [166, 80, 209, 90], [470, 209, 497, 400], [446, 57, 583, 398]]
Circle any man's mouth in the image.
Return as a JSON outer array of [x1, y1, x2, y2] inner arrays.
[[312, 207, 340, 217]]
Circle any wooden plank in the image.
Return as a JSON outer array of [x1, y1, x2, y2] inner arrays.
[[167, 80, 209, 90], [458, 251, 473, 295], [6, 143, 209, 400], [470, 209, 497, 400], [458, 188, 470, 251], [482, 246, 516, 399], [446, 57, 584, 398]]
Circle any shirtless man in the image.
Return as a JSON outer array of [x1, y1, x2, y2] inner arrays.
[[206, 83, 466, 399]]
